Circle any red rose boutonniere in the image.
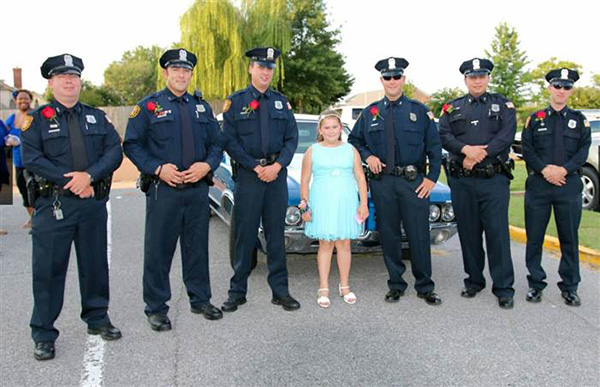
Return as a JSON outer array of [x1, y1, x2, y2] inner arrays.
[[41, 106, 59, 125], [242, 99, 260, 115], [370, 106, 382, 121], [146, 100, 163, 117], [442, 104, 454, 115], [535, 111, 546, 122]]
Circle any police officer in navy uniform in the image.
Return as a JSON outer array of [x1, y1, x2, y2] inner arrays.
[[21, 54, 123, 360], [348, 57, 443, 306], [438, 58, 516, 309], [221, 47, 300, 312], [521, 69, 591, 306], [123, 48, 224, 331]]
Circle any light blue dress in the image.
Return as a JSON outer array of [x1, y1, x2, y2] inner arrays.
[[304, 142, 361, 241]]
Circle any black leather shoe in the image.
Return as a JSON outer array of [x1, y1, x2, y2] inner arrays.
[[147, 314, 172, 331], [385, 289, 405, 303], [460, 288, 480, 298], [526, 288, 543, 303], [221, 297, 247, 312], [561, 290, 581, 306], [418, 291, 442, 306], [271, 295, 301, 311], [191, 303, 223, 320], [34, 341, 55, 361], [87, 323, 122, 341], [498, 297, 514, 309]]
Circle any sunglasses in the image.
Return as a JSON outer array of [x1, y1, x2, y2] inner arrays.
[[551, 82, 573, 90], [382, 74, 403, 81]]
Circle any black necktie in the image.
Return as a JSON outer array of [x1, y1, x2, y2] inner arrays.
[[259, 94, 269, 157], [178, 98, 195, 169], [385, 102, 396, 173], [66, 109, 87, 171], [554, 112, 564, 165]]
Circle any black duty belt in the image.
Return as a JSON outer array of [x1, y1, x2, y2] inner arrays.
[[173, 182, 201, 190], [382, 164, 421, 181], [450, 163, 504, 178], [256, 153, 280, 166]]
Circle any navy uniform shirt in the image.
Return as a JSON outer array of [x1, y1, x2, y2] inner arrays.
[[21, 101, 123, 185], [123, 88, 222, 175], [222, 85, 298, 170], [348, 94, 442, 182], [439, 92, 516, 163], [521, 106, 591, 174]]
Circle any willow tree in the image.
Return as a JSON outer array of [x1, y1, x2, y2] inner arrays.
[[179, 0, 248, 99], [242, 0, 293, 89]]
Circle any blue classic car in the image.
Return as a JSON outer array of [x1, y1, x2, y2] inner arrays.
[[209, 114, 457, 269]]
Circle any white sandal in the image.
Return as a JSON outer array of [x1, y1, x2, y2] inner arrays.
[[317, 288, 330, 308], [339, 285, 357, 305]]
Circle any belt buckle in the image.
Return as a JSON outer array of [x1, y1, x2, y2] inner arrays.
[[405, 165, 417, 181], [259, 158, 268, 167]]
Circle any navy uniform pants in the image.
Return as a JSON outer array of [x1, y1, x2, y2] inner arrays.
[[370, 174, 435, 294], [448, 174, 515, 298], [144, 181, 212, 316], [525, 174, 582, 291], [229, 167, 289, 299], [30, 195, 111, 343]]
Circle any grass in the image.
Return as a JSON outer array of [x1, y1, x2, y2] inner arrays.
[[437, 159, 600, 250]]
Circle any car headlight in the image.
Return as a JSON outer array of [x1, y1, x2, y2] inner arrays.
[[428, 204, 441, 222], [441, 203, 455, 222], [285, 206, 302, 226]]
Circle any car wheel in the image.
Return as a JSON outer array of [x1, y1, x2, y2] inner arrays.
[[228, 210, 258, 272], [581, 166, 599, 211]]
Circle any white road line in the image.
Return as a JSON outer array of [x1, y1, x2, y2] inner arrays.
[[80, 200, 112, 387]]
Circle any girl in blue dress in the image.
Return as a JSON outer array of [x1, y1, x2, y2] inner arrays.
[[299, 110, 369, 308]]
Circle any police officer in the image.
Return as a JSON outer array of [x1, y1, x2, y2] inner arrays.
[[438, 58, 516, 309], [521, 69, 591, 306], [220, 47, 300, 312], [123, 48, 224, 331], [21, 54, 123, 360], [348, 57, 442, 306]]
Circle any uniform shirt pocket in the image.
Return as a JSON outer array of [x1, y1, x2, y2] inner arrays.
[[149, 115, 175, 141], [563, 127, 581, 154], [448, 114, 467, 135], [82, 120, 108, 160], [532, 125, 552, 149], [41, 127, 69, 158]]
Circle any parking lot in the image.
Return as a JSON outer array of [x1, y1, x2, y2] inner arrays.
[[1, 188, 599, 386]]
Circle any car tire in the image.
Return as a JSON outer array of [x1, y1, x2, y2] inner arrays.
[[581, 165, 599, 211], [228, 210, 258, 272]]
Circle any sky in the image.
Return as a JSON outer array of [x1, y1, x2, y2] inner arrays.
[[1, 0, 598, 100]]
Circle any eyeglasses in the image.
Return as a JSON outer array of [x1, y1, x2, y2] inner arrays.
[[551, 82, 573, 90], [382, 74, 403, 81]]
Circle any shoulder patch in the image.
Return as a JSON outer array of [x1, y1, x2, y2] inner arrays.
[[525, 116, 531, 128], [129, 105, 141, 119], [427, 111, 435, 120], [105, 114, 112, 124], [21, 115, 33, 132], [584, 119, 590, 128], [287, 102, 292, 110], [222, 99, 232, 113], [505, 101, 515, 109]]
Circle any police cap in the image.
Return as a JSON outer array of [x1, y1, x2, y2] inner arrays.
[[41, 54, 84, 79], [245, 47, 280, 69], [160, 48, 197, 70], [545, 68, 579, 86], [375, 57, 409, 77], [459, 58, 493, 76]]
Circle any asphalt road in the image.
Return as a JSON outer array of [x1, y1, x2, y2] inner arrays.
[[1, 188, 598, 386]]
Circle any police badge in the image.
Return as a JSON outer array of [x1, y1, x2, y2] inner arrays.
[[491, 104, 500, 112], [568, 119, 577, 129], [274, 101, 283, 110], [409, 112, 417, 122], [196, 104, 206, 113]]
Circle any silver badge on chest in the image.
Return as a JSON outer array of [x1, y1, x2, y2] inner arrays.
[[196, 104, 206, 113], [274, 100, 283, 110], [568, 119, 577, 129], [409, 112, 417, 122], [491, 104, 500, 112], [86, 115, 96, 124]]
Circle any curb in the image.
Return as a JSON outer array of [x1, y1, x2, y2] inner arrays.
[[509, 225, 600, 268]]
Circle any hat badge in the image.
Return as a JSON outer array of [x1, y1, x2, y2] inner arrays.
[[267, 48, 274, 60], [388, 58, 396, 70], [179, 49, 187, 61], [473, 59, 480, 70], [561, 69, 569, 80], [64, 54, 73, 67]]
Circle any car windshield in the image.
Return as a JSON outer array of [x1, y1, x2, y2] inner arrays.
[[590, 120, 600, 133]]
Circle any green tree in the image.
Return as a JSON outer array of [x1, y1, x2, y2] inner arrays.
[[427, 87, 464, 117], [571, 86, 600, 109], [593, 74, 600, 87], [279, 0, 353, 113], [104, 45, 163, 104], [524, 57, 582, 107], [485, 23, 528, 106], [43, 81, 124, 107]]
